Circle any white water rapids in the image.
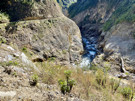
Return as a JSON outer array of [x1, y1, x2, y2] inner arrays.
[[80, 38, 97, 68]]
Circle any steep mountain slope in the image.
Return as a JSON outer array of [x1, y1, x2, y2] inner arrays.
[[103, 0, 135, 31], [57, 0, 135, 79], [0, 0, 83, 65], [0, 0, 135, 100], [0, 43, 85, 100], [58, 0, 135, 32], [0, 0, 84, 100], [67, 0, 135, 24]]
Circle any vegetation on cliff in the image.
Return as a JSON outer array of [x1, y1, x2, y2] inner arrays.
[[67, 0, 122, 18], [58, 0, 135, 31], [0, 0, 34, 21], [0, 12, 9, 23], [0, 0, 62, 21], [57, 0, 77, 9], [68, 0, 98, 18], [103, 0, 135, 31]]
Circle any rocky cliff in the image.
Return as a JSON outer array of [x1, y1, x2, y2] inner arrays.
[[0, 0, 84, 100], [102, 22, 135, 74], [0, 0, 83, 65]]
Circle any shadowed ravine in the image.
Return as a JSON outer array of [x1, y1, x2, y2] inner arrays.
[[80, 25, 102, 67]]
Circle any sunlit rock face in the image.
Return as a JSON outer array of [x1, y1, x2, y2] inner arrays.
[[102, 22, 135, 73], [0, 0, 83, 65]]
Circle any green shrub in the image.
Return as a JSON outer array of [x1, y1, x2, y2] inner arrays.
[[103, 62, 111, 73], [0, 12, 9, 23], [0, 36, 7, 44], [110, 78, 121, 93], [89, 64, 98, 71], [121, 86, 133, 99], [0, 61, 19, 67], [48, 57, 56, 62], [7, 61, 18, 66], [64, 70, 71, 79], [12, 72, 17, 77], [22, 47, 27, 52], [95, 69, 107, 87], [30, 74, 38, 86], [62, 50, 67, 54], [58, 70, 75, 94], [58, 80, 68, 94]]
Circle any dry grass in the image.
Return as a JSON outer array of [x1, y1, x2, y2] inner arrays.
[[35, 61, 67, 84], [32, 61, 134, 101]]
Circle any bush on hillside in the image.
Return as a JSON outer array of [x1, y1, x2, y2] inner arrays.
[[0, 12, 9, 23], [120, 86, 134, 100], [58, 70, 75, 94]]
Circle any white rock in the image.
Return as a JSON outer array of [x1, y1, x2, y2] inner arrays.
[[80, 57, 91, 68], [13, 52, 20, 57], [21, 53, 40, 72], [7, 46, 14, 51], [0, 91, 16, 98], [7, 55, 13, 61]]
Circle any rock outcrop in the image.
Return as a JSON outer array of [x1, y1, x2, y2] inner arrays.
[[101, 22, 135, 74], [0, 0, 84, 100], [92, 22, 135, 83], [0, 44, 84, 100], [0, 0, 83, 65], [1, 0, 63, 21]]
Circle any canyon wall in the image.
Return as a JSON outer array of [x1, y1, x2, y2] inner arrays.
[[0, 0, 83, 65], [57, 0, 135, 78]]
